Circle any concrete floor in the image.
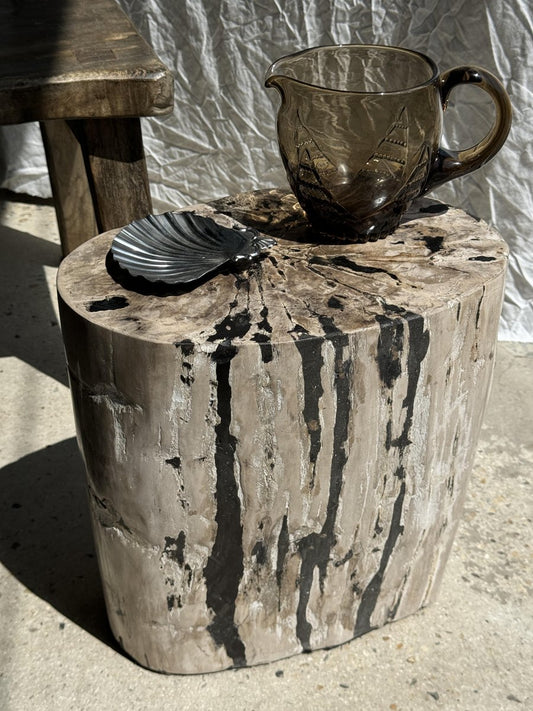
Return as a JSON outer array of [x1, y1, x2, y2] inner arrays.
[[0, 191, 531, 710]]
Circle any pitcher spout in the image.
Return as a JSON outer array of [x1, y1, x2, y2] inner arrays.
[[264, 68, 289, 97], [265, 54, 301, 98]]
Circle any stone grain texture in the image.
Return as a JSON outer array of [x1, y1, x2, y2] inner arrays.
[[57, 189, 508, 674]]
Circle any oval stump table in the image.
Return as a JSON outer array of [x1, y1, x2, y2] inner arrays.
[[57, 189, 508, 674]]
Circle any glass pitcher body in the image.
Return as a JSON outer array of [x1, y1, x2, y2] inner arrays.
[[266, 45, 511, 241]]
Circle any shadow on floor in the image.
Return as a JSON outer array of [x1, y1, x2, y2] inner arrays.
[[0, 221, 68, 386], [0, 195, 127, 655], [0, 437, 121, 651]]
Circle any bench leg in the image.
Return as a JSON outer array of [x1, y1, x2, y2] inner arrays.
[[41, 117, 152, 255], [41, 119, 99, 255]]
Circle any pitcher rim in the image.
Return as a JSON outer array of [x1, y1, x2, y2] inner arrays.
[[265, 43, 440, 96]]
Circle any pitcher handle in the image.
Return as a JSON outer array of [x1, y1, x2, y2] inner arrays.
[[425, 66, 512, 192]]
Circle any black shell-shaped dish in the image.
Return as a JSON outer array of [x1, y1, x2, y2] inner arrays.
[[111, 211, 276, 284]]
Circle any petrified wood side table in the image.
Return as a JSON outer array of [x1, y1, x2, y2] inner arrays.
[[57, 189, 507, 674]]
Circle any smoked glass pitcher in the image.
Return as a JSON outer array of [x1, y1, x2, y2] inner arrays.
[[265, 45, 512, 241]]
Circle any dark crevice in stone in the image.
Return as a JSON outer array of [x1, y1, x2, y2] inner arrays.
[[165, 456, 181, 470]]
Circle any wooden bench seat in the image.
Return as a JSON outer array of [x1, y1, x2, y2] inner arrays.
[[0, 0, 174, 254]]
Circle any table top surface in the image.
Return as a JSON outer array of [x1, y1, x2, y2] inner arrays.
[[0, 0, 173, 123], [57, 189, 508, 346]]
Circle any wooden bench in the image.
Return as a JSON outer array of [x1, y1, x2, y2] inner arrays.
[[0, 0, 173, 254]]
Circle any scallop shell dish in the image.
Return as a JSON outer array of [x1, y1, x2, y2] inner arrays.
[[111, 211, 276, 284]]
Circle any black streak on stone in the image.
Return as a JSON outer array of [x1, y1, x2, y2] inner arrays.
[[317, 314, 351, 544], [295, 315, 351, 650], [447, 474, 455, 496], [469, 255, 496, 262], [163, 531, 186, 565], [208, 309, 252, 343], [291, 326, 324, 488], [296, 531, 329, 649], [202, 342, 247, 667], [176, 339, 195, 355], [395, 310, 430, 450], [354, 308, 429, 635], [276, 514, 290, 596], [184, 563, 193, 586], [178, 340, 195, 385], [328, 295, 345, 310], [423, 235, 444, 253], [380, 306, 430, 451], [87, 295, 129, 312], [310, 254, 400, 283], [452, 430, 460, 457], [252, 540, 267, 566], [387, 572, 409, 621], [354, 481, 406, 636], [334, 549, 354, 567], [181, 363, 194, 386], [375, 314, 404, 390], [258, 306, 273, 333], [251, 333, 273, 363], [475, 288, 485, 330]]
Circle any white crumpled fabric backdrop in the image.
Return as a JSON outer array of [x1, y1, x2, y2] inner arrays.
[[1, 0, 531, 340]]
